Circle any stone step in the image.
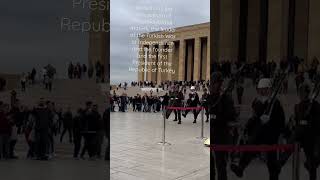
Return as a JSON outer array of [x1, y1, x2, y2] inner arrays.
[[0, 79, 107, 112]]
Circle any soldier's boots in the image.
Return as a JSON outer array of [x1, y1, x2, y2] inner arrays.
[[182, 113, 187, 118], [178, 120, 181, 124], [173, 119, 178, 121], [206, 119, 209, 123], [193, 120, 196, 123]]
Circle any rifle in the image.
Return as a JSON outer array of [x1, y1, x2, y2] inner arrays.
[[211, 64, 246, 108], [263, 66, 290, 117]]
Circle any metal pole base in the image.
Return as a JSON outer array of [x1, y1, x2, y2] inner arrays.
[[196, 136, 207, 140], [157, 142, 171, 146]]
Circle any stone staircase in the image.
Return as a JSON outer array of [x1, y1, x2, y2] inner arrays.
[[0, 79, 107, 113]]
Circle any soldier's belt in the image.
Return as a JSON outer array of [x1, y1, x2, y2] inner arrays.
[[298, 120, 308, 126], [164, 106, 204, 111]]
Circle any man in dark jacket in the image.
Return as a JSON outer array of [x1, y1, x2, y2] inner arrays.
[[60, 107, 73, 143], [0, 104, 11, 159], [103, 107, 110, 161], [73, 108, 83, 159], [34, 98, 52, 160], [210, 72, 237, 180]]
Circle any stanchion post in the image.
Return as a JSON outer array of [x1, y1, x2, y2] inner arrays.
[[292, 143, 300, 180], [197, 107, 206, 140], [163, 108, 166, 143], [158, 107, 171, 146], [201, 107, 204, 139]]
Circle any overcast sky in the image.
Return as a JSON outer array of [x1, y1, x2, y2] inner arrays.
[[111, 0, 210, 84], [0, 0, 89, 78]]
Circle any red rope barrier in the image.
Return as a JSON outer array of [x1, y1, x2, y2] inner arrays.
[[209, 144, 294, 152], [165, 106, 204, 111]]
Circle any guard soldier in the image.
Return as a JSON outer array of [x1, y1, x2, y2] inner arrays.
[[280, 82, 320, 180], [165, 85, 184, 124], [201, 88, 210, 122], [210, 72, 237, 180], [230, 78, 285, 180], [183, 86, 200, 123]]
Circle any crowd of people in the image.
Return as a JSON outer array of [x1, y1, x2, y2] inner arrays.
[[68, 61, 105, 83], [19, 65, 57, 92], [110, 84, 212, 124], [0, 96, 109, 161]]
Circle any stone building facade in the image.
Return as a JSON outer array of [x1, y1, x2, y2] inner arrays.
[[137, 23, 210, 82], [88, 0, 109, 81], [211, 0, 320, 68]]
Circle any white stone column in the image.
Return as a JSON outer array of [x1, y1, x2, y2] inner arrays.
[[206, 36, 211, 80], [307, 0, 320, 64], [146, 45, 153, 81], [167, 42, 175, 81], [187, 41, 193, 81], [294, 0, 310, 64], [179, 39, 186, 81], [157, 44, 164, 84], [138, 44, 145, 81], [246, 0, 261, 63], [193, 37, 201, 81], [267, 0, 289, 62]]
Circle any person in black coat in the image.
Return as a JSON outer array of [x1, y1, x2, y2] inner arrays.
[[60, 107, 73, 143], [103, 107, 110, 161], [73, 108, 83, 159], [34, 98, 52, 160], [210, 72, 238, 180]]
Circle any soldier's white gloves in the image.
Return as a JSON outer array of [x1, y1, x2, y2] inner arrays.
[[260, 115, 270, 124]]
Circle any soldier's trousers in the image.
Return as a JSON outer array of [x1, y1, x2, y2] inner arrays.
[[184, 109, 200, 120], [281, 134, 320, 180], [211, 128, 232, 180], [238, 151, 280, 180], [174, 110, 181, 121]]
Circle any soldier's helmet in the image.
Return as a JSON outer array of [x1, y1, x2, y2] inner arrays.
[[257, 78, 272, 89], [211, 72, 223, 83], [190, 86, 196, 91]]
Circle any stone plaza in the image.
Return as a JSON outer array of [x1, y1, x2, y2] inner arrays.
[[110, 75, 320, 180]]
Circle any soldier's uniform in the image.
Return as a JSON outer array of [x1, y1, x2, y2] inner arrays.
[[231, 78, 285, 180], [201, 88, 210, 122], [183, 86, 200, 123], [165, 87, 184, 124], [210, 72, 237, 180], [281, 82, 320, 180]]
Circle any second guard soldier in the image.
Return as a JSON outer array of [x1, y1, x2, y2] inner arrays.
[[183, 86, 200, 123], [281, 82, 320, 180], [201, 88, 210, 122], [210, 72, 237, 180], [166, 85, 184, 124]]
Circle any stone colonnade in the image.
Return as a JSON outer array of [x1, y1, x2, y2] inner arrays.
[[138, 23, 210, 83], [211, 0, 320, 68]]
